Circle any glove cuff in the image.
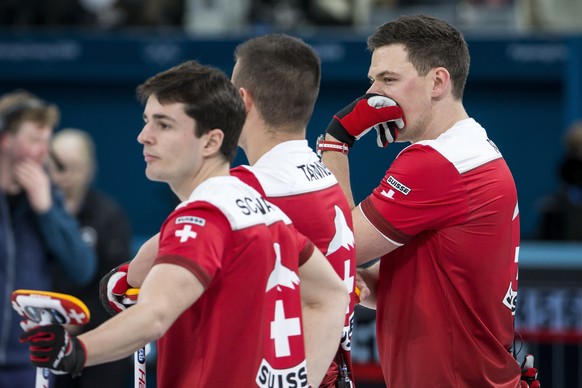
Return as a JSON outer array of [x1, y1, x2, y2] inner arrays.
[[71, 337, 87, 377], [325, 119, 356, 147]]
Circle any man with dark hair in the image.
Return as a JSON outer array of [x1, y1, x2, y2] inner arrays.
[[105, 34, 359, 387], [320, 15, 524, 387], [21, 60, 348, 387], [230, 33, 358, 387], [0, 90, 96, 388]]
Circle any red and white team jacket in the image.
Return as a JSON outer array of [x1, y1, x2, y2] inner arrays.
[[360, 119, 521, 387], [232, 140, 357, 386], [154, 176, 314, 388]]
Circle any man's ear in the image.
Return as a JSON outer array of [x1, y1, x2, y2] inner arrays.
[[238, 87, 253, 112], [203, 128, 224, 157], [431, 67, 451, 99]]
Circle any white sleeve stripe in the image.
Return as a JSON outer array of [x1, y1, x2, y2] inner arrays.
[[358, 204, 404, 247]]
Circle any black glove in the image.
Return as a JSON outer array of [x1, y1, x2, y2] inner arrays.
[[326, 93, 404, 148], [20, 324, 86, 376]]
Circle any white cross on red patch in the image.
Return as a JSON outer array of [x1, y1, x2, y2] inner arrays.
[[68, 308, 87, 324], [175, 224, 197, 243], [270, 300, 301, 357]]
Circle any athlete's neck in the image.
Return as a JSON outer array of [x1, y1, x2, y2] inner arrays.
[[244, 126, 306, 166], [170, 159, 231, 201]]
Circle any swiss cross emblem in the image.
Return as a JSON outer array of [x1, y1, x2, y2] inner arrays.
[[175, 224, 197, 242], [271, 300, 301, 357], [68, 309, 87, 324]]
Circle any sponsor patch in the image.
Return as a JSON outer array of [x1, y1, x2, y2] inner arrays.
[[175, 216, 205, 226], [255, 359, 308, 388], [386, 175, 411, 195]]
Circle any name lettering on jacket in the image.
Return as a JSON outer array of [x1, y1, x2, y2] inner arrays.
[[236, 196, 275, 216], [297, 161, 332, 182]]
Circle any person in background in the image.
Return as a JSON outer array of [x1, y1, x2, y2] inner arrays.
[[537, 120, 582, 240], [0, 89, 96, 388], [49, 128, 133, 388]]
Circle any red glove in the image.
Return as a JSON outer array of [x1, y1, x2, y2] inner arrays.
[[20, 324, 86, 376], [99, 261, 136, 316], [326, 93, 404, 148], [519, 354, 540, 388]]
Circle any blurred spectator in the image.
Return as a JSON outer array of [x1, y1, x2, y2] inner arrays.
[[183, 0, 249, 34], [77, 0, 124, 27], [117, 0, 183, 27], [0, 0, 94, 26], [301, 0, 355, 26], [246, 0, 356, 30], [49, 128, 133, 388], [537, 121, 582, 240], [517, 0, 582, 32], [0, 90, 96, 388], [0, 0, 183, 28]]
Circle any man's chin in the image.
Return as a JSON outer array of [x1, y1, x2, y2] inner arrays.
[[145, 170, 164, 183]]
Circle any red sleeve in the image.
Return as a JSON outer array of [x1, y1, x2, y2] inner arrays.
[[361, 145, 468, 244], [299, 239, 315, 267], [286, 223, 314, 267], [154, 202, 230, 289]]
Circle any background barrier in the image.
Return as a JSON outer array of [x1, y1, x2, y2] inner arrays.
[[2, 29, 581, 386], [0, 31, 581, 239]]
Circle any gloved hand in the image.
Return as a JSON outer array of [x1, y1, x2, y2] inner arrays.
[[20, 324, 86, 376], [99, 261, 136, 316], [519, 354, 540, 388], [326, 93, 404, 148]]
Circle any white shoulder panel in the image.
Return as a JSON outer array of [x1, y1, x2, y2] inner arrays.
[[179, 176, 291, 231], [249, 140, 338, 197], [415, 119, 502, 174]]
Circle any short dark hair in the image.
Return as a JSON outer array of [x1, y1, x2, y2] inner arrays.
[[367, 15, 470, 100], [136, 60, 246, 163], [233, 33, 321, 132], [0, 90, 59, 135]]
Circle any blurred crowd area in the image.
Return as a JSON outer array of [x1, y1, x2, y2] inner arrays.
[[1, 0, 582, 34]]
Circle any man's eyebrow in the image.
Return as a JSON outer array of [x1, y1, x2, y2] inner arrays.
[[370, 70, 399, 79], [144, 113, 178, 122]]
